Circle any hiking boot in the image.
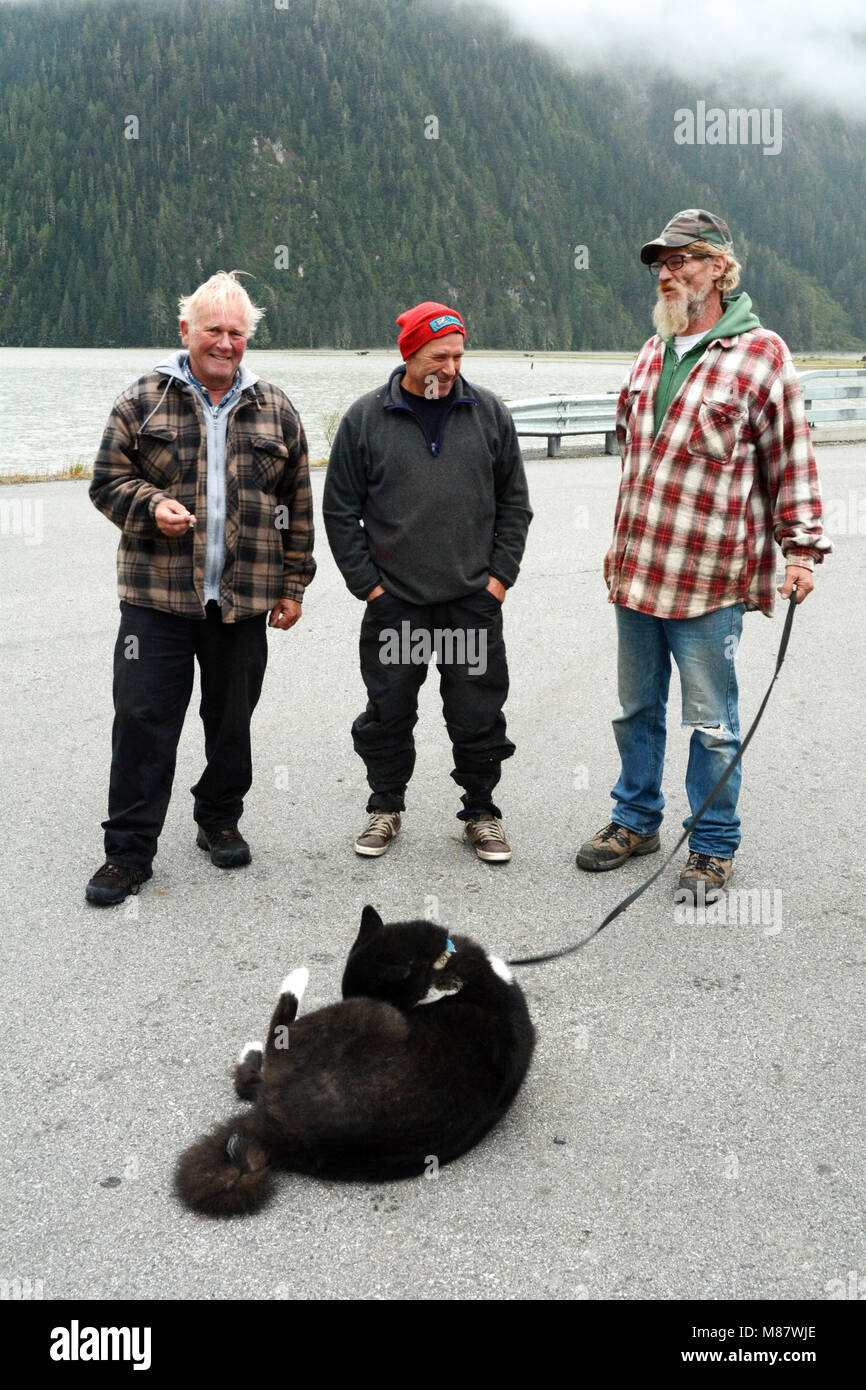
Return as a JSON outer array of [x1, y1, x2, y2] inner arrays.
[[576, 821, 660, 871], [464, 814, 512, 862], [354, 811, 401, 857], [196, 825, 251, 868], [677, 851, 733, 902], [85, 861, 152, 906]]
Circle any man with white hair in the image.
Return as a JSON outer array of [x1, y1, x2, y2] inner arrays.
[[86, 272, 315, 904], [576, 210, 830, 900]]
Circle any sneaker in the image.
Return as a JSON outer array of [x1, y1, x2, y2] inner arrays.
[[354, 811, 401, 857], [85, 861, 152, 906], [196, 825, 251, 868], [576, 821, 660, 871], [677, 851, 733, 902], [464, 814, 512, 862]]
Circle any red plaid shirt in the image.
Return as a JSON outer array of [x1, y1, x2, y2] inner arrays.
[[608, 328, 831, 618]]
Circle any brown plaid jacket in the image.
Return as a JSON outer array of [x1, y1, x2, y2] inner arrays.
[[90, 371, 316, 621]]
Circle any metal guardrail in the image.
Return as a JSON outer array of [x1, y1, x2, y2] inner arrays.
[[506, 368, 866, 456], [504, 392, 620, 456], [798, 369, 866, 427]]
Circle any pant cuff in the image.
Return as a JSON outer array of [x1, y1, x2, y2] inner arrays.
[[367, 793, 406, 813], [687, 839, 738, 858], [457, 799, 502, 821]]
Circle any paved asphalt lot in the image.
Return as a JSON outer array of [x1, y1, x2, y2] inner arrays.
[[1, 442, 863, 1302]]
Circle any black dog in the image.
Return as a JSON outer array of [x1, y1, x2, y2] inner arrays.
[[175, 906, 535, 1216]]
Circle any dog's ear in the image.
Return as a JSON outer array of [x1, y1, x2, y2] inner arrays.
[[356, 904, 384, 944]]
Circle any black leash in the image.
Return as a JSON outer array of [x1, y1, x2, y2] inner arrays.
[[508, 590, 799, 967]]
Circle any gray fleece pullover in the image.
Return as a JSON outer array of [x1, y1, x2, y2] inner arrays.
[[323, 366, 532, 604]]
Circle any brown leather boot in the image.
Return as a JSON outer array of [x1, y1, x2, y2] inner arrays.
[[677, 851, 733, 902], [576, 821, 660, 871]]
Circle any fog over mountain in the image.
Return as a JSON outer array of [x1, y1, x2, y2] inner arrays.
[[1, 0, 864, 349], [478, 0, 866, 117]]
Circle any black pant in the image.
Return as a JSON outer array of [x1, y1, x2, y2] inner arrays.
[[102, 601, 268, 867], [352, 589, 515, 817]]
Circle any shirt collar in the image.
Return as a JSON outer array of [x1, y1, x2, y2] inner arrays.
[[180, 351, 241, 408]]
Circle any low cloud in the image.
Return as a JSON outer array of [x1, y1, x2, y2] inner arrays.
[[477, 0, 866, 118]]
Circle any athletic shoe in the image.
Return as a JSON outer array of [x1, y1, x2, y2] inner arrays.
[[464, 814, 512, 862], [354, 811, 401, 857]]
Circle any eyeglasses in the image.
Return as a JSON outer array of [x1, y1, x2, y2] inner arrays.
[[648, 253, 713, 276]]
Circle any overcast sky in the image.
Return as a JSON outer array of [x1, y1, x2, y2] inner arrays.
[[475, 0, 866, 117]]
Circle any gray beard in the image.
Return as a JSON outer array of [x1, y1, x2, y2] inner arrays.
[[652, 283, 712, 339]]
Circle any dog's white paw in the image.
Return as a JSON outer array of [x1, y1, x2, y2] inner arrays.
[[238, 1040, 264, 1064], [280, 967, 309, 1004]]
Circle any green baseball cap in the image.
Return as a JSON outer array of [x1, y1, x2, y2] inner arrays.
[[640, 209, 734, 265]]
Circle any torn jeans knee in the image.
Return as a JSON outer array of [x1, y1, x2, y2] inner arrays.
[[682, 719, 735, 741]]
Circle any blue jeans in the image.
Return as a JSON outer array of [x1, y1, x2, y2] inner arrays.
[[610, 603, 745, 858]]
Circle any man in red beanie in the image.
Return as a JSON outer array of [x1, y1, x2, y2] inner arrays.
[[323, 301, 532, 860]]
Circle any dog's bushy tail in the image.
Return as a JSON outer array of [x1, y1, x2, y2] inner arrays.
[[174, 1114, 273, 1217]]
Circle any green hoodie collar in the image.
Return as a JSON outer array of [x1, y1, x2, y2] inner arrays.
[[662, 291, 761, 352], [707, 291, 761, 342]]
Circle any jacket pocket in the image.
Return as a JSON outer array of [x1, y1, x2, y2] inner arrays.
[[686, 398, 745, 463], [250, 434, 289, 494], [136, 425, 179, 486]]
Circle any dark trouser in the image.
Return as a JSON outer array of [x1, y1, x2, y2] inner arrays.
[[102, 600, 268, 868], [352, 589, 515, 818]]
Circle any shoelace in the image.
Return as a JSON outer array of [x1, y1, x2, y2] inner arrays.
[[473, 817, 506, 843], [364, 813, 398, 836], [686, 852, 724, 875], [594, 822, 632, 846]]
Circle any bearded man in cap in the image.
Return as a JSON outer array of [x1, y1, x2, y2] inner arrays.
[[576, 210, 830, 900], [323, 302, 532, 860]]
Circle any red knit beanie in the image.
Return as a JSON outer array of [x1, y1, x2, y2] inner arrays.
[[396, 301, 466, 360]]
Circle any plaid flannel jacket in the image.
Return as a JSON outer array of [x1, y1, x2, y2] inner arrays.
[[90, 372, 316, 621], [608, 328, 831, 618]]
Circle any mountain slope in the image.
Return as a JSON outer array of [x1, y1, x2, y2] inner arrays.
[[0, 0, 863, 350]]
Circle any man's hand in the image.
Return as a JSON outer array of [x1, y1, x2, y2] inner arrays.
[[366, 585, 386, 602], [155, 498, 195, 536], [603, 545, 614, 590], [778, 565, 814, 604], [485, 576, 506, 603], [268, 599, 302, 630]]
